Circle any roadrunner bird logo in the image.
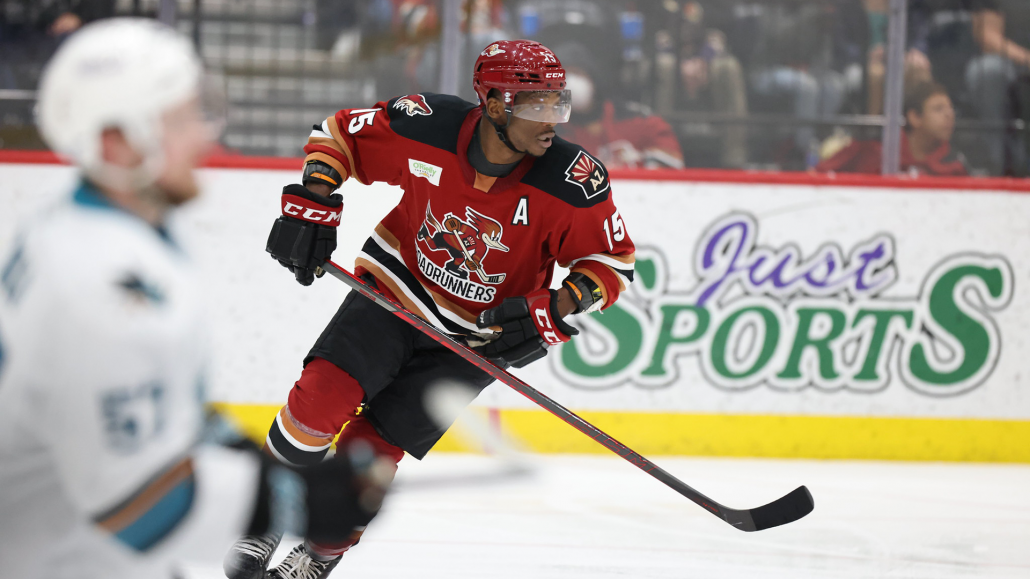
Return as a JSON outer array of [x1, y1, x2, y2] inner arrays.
[[393, 94, 434, 117], [418, 202, 510, 284]]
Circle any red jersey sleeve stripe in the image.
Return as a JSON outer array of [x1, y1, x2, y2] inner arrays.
[[303, 143, 349, 166]]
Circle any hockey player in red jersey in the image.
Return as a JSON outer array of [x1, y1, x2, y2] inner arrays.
[[224, 39, 636, 579]]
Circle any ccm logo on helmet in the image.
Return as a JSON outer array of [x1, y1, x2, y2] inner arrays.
[[545, 72, 564, 78]]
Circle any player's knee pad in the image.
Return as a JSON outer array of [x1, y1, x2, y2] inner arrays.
[[288, 357, 367, 435], [267, 358, 367, 466]]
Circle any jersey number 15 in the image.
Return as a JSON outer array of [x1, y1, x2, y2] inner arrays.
[[602, 209, 625, 252]]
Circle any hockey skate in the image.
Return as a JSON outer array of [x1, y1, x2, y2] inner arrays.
[[266, 543, 341, 579], [223, 532, 282, 579]]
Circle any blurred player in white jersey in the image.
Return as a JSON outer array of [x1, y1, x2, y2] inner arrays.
[[0, 18, 385, 579]]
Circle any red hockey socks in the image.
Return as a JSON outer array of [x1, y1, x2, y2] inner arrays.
[[307, 415, 404, 557], [264, 357, 405, 558]]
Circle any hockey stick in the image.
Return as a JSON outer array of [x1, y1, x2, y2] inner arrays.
[[317, 260, 813, 532]]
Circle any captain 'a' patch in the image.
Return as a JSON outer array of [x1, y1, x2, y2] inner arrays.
[[512, 196, 529, 226]]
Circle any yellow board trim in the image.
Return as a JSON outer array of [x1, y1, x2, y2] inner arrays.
[[210, 403, 1030, 463]]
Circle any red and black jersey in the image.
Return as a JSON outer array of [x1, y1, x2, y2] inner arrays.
[[304, 93, 636, 335]]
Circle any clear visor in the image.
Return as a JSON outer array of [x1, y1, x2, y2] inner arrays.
[[510, 90, 572, 123]]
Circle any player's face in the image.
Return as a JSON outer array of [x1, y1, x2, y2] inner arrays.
[[155, 97, 217, 205], [506, 115, 556, 157], [506, 92, 562, 157]]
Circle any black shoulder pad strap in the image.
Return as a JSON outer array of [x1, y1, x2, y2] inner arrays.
[[386, 93, 478, 154]]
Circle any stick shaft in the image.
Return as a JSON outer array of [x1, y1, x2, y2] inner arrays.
[[319, 261, 741, 525]]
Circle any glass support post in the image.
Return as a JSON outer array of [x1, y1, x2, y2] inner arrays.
[[881, 0, 908, 175]]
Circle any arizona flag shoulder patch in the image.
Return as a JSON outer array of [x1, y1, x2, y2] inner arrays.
[[564, 151, 610, 199]]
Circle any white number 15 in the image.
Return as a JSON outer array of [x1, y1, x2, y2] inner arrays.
[[602, 209, 625, 251]]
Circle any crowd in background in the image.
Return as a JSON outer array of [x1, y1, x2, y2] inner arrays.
[[3, 0, 1030, 177], [0, 1, 114, 89]]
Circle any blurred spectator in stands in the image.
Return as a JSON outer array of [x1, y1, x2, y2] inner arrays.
[[451, 0, 511, 100], [865, 0, 933, 114], [1, 0, 114, 89], [314, 0, 360, 59], [370, 0, 511, 100], [361, 0, 442, 98], [556, 42, 684, 169], [917, 0, 1030, 174], [739, 0, 867, 163], [673, 1, 749, 168], [523, 0, 621, 88], [817, 81, 968, 175]]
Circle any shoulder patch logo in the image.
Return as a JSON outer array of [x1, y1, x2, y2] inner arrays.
[[565, 151, 610, 199], [481, 43, 506, 57], [394, 94, 433, 117], [408, 159, 442, 186]]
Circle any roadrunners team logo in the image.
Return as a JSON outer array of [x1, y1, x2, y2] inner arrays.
[[417, 202, 510, 301], [481, 43, 506, 57], [565, 151, 610, 199], [394, 94, 433, 116]]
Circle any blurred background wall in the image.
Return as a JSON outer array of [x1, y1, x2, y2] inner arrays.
[[4, 0, 1030, 176], [2, 1, 1029, 462]]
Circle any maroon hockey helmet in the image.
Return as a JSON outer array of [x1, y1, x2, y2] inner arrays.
[[472, 40, 571, 124]]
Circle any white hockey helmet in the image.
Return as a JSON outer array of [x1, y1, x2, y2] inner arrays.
[[37, 18, 206, 184]]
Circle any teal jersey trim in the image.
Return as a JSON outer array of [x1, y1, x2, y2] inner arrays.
[[71, 181, 178, 248], [112, 475, 196, 552]]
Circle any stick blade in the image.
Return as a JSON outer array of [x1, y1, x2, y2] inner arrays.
[[748, 485, 814, 531]]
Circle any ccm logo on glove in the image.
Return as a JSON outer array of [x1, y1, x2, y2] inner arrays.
[[282, 195, 343, 225], [473, 288, 579, 369], [533, 306, 562, 345]]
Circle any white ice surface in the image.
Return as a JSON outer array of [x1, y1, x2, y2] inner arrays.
[[186, 454, 1030, 579]]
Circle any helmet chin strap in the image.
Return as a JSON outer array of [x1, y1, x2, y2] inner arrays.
[[484, 109, 526, 155]]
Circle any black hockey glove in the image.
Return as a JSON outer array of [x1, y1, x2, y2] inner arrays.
[[473, 288, 579, 369], [266, 184, 343, 286]]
